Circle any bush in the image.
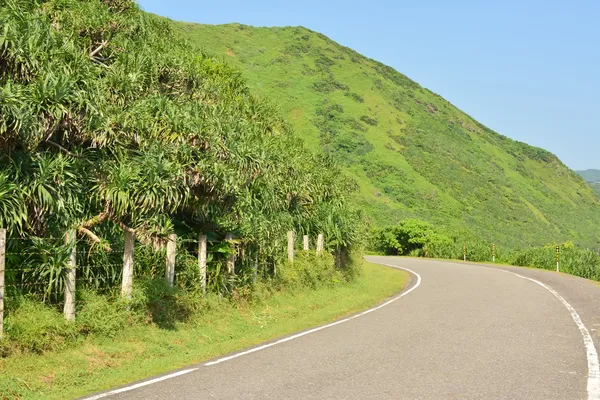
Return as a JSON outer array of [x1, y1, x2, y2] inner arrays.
[[360, 115, 378, 126], [276, 252, 341, 290], [76, 290, 129, 338], [4, 298, 77, 354], [130, 278, 204, 329], [344, 92, 364, 103], [373, 219, 452, 256], [338, 246, 364, 281]]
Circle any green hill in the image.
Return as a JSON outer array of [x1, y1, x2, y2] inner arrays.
[[577, 170, 600, 183], [576, 170, 600, 196], [173, 22, 600, 247]]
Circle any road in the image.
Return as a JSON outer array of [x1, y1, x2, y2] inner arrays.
[[84, 257, 600, 400]]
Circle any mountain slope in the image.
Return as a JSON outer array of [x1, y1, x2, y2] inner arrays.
[[577, 170, 600, 196], [578, 170, 600, 183], [175, 22, 600, 247]]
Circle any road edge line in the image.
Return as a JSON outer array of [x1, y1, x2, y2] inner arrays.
[[499, 269, 600, 400], [82, 369, 199, 400], [204, 264, 421, 366], [82, 264, 421, 399]]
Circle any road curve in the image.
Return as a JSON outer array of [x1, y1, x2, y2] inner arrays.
[[83, 257, 600, 400]]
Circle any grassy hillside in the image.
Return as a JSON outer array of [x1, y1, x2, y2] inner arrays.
[[173, 22, 600, 247]]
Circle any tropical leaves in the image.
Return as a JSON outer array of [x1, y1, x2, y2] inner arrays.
[[0, 0, 361, 298]]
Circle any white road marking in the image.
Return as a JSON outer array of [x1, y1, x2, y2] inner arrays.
[[83, 369, 199, 400], [82, 265, 421, 399], [500, 269, 600, 400], [205, 265, 421, 366]]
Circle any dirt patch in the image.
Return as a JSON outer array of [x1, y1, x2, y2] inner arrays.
[[290, 108, 304, 120], [85, 348, 118, 371], [40, 372, 55, 385], [225, 48, 236, 57]]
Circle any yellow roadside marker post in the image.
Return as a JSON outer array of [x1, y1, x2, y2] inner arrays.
[[492, 243, 496, 263]]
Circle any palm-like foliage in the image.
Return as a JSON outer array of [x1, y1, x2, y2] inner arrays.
[[0, 0, 361, 297]]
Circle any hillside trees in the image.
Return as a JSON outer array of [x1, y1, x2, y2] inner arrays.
[[0, 0, 361, 297]]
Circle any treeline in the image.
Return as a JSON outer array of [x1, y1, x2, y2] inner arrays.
[[0, 0, 363, 351], [372, 219, 600, 281]]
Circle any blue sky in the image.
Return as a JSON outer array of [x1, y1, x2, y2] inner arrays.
[[138, 0, 599, 170]]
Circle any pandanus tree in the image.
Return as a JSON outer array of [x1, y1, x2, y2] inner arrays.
[[0, 0, 362, 294]]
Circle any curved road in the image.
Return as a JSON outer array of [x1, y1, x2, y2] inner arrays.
[[85, 257, 600, 400]]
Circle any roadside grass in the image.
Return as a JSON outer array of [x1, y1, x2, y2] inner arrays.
[[0, 262, 408, 400]]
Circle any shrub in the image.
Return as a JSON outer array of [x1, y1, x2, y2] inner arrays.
[[360, 115, 379, 126], [76, 290, 129, 338], [373, 219, 452, 256], [4, 298, 77, 354], [130, 278, 204, 329], [344, 92, 364, 103], [276, 252, 341, 290]]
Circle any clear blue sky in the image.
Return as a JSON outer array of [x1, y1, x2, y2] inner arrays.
[[138, 0, 599, 171]]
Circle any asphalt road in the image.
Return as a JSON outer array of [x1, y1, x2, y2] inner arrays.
[[84, 257, 600, 400]]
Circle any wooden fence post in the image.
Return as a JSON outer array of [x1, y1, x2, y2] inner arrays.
[[303, 235, 309, 251], [165, 233, 176, 286], [287, 231, 294, 262], [0, 228, 5, 340], [121, 230, 135, 298], [316, 234, 324, 255], [198, 234, 207, 293], [64, 230, 76, 322], [225, 233, 235, 274], [253, 253, 258, 282]]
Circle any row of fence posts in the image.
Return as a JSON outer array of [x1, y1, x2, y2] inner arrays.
[[286, 231, 325, 263], [463, 242, 562, 272], [0, 228, 325, 339]]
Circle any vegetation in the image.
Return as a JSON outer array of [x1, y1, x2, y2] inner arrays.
[[372, 220, 600, 281], [0, 262, 408, 400], [177, 22, 600, 248], [0, 0, 374, 379], [0, 0, 363, 303]]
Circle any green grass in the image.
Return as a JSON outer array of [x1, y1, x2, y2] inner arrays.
[[0, 262, 409, 400], [170, 21, 600, 248]]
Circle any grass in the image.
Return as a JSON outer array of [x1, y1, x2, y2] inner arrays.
[[0, 262, 409, 400], [172, 21, 600, 248]]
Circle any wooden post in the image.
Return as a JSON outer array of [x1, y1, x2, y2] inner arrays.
[[303, 235, 309, 251], [0, 228, 5, 340], [121, 230, 135, 298], [198, 234, 207, 293], [225, 233, 235, 274], [463, 242, 467, 262], [253, 253, 258, 282], [64, 230, 76, 322], [316, 233, 324, 255], [165, 233, 176, 286], [556, 245, 560, 272], [287, 231, 294, 263]]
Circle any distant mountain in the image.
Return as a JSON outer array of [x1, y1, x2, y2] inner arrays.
[[577, 170, 600, 183], [174, 22, 600, 247]]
